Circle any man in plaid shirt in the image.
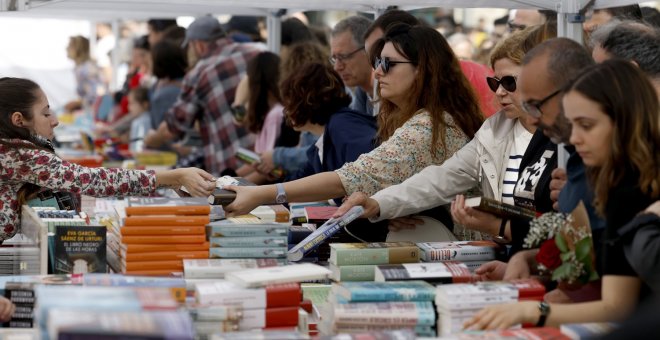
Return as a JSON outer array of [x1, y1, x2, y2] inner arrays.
[[146, 15, 261, 175]]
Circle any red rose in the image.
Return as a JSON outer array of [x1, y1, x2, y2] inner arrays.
[[536, 238, 562, 270]]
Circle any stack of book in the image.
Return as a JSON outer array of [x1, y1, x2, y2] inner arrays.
[[288, 225, 318, 262], [193, 281, 305, 336], [374, 261, 474, 284], [3, 282, 36, 328], [111, 198, 212, 276], [416, 241, 500, 271], [183, 258, 283, 294], [207, 214, 289, 263], [434, 279, 545, 336], [0, 247, 40, 276], [321, 281, 437, 337], [80, 273, 188, 304], [328, 242, 420, 282]]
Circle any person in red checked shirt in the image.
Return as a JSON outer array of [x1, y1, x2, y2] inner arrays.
[[0, 77, 216, 242]]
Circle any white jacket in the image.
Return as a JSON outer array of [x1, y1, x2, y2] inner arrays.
[[372, 110, 517, 222]]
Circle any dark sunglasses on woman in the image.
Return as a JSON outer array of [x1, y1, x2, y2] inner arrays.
[[486, 75, 517, 93], [373, 57, 415, 74]]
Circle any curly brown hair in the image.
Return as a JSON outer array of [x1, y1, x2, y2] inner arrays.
[[280, 63, 351, 128], [369, 24, 483, 153], [280, 42, 330, 85]]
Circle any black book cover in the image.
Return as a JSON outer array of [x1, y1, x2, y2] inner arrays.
[[54, 225, 107, 274]]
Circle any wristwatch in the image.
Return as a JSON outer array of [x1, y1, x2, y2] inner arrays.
[[536, 301, 551, 327], [493, 218, 510, 244], [275, 183, 288, 204]]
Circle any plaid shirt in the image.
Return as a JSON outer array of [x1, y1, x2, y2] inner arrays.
[[166, 38, 262, 175]]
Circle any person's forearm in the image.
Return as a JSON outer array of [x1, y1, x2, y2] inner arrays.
[[155, 169, 179, 188], [145, 121, 176, 148], [269, 172, 346, 203]]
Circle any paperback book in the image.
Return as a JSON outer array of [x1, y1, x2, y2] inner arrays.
[[465, 196, 537, 219], [53, 225, 107, 274], [329, 241, 419, 266], [374, 261, 474, 283], [417, 241, 498, 262]]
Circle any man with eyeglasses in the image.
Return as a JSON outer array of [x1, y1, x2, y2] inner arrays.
[[508, 9, 555, 32], [330, 16, 375, 117]]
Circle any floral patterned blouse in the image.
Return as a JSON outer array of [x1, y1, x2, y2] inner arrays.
[[336, 111, 469, 196], [0, 139, 156, 241]]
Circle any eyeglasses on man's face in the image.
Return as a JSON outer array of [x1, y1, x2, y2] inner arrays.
[[508, 21, 527, 31], [522, 89, 561, 118], [329, 46, 364, 65], [486, 75, 517, 93], [373, 57, 415, 74]]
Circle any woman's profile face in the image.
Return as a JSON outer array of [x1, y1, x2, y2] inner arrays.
[[563, 90, 613, 167], [492, 58, 524, 120], [25, 89, 59, 140], [374, 42, 417, 106]]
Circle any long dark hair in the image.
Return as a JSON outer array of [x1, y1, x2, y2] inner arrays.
[[369, 23, 483, 155], [0, 77, 54, 206], [566, 60, 660, 215], [244, 52, 282, 133]]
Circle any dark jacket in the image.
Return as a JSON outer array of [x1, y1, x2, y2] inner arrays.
[[294, 107, 377, 180], [618, 212, 660, 296]]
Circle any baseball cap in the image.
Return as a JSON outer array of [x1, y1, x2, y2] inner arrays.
[[181, 15, 225, 48]]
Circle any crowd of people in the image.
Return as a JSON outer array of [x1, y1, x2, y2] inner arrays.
[[1, 3, 660, 333]]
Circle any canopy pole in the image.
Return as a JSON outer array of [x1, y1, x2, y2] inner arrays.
[[267, 10, 285, 54]]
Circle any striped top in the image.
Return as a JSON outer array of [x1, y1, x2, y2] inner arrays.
[[502, 120, 533, 205]]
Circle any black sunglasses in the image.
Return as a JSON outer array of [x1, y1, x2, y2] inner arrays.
[[486, 76, 517, 93], [522, 89, 561, 118], [373, 57, 415, 74]]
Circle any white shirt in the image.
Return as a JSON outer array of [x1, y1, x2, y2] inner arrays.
[[502, 119, 533, 205]]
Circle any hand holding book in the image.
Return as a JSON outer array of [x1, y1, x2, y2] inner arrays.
[[451, 194, 506, 238], [334, 192, 380, 220]]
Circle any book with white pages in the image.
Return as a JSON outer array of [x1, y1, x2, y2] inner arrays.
[[225, 263, 331, 288], [386, 216, 458, 243]]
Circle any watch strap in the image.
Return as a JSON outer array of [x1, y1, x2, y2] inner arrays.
[[536, 301, 550, 327]]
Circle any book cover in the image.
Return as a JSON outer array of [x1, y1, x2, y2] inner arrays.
[[195, 281, 301, 309], [465, 196, 537, 219], [81, 274, 187, 303], [330, 301, 435, 326], [304, 206, 338, 224], [122, 250, 209, 262], [288, 206, 363, 262], [329, 264, 376, 282], [510, 278, 546, 300], [417, 241, 498, 262], [120, 225, 206, 236], [54, 225, 107, 274], [210, 236, 288, 248], [374, 262, 473, 284], [240, 306, 300, 329], [209, 247, 288, 259], [331, 281, 436, 302], [121, 242, 210, 254], [207, 223, 289, 238], [125, 196, 213, 216], [123, 215, 209, 227], [225, 263, 331, 288], [329, 241, 419, 266], [183, 259, 282, 279]]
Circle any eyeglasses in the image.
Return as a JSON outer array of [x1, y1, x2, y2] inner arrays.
[[329, 46, 364, 65], [522, 89, 561, 118], [373, 57, 415, 74], [507, 21, 527, 32], [486, 75, 517, 93]]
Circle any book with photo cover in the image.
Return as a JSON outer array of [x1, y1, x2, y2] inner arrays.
[[465, 196, 537, 219], [53, 225, 107, 274]]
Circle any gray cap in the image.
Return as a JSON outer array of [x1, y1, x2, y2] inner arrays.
[[182, 15, 225, 48]]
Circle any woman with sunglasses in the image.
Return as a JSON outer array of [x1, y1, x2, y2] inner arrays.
[[465, 59, 660, 331], [335, 26, 548, 243], [223, 24, 483, 229]]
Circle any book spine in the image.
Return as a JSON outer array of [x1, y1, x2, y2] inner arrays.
[[209, 247, 287, 258], [240, 306, 300, 329], [121, 242, 210, 253], [121, 235, 207, 244], [346, 288, 435, 302], [120, 226, 206, 236], [125, 206, 211, 216], [124, 216, 210, 226], [332, 246, 419, 266], [210, 236, 287, 248], [123, 250, 209, 262], [122, 260, 184, 271], [331, 265, 376, 282], [288, 206, 363, 262], [480, 197, 537, 219], [332, 301, 435, 326], [207, 225, 288, 237], [189, 306, 243, 321], [420, 247, 495, 262]]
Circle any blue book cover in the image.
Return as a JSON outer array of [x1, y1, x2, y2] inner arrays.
[[332, 281, 436, 302]]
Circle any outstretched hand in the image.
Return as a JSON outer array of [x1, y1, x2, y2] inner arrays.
[[463, 301, 538, 331], [451, 194, 501, 235], [474, 261, 508, 281], [334, 192, 381, 219], [223, 185, 269, 217], [175, 168, 216, 197]]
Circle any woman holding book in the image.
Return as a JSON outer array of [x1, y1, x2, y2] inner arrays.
[[0, 77, 216, 242], [465, 60, 660, 330], [335, 26, 551, 243], [224, 24, 483, 224]]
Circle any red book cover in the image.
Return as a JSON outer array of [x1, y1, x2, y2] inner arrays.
[[265, 283, 302, 307], [264, 306, 300, 327], [125, 205, 211, 216], [444, 261, 475, 283], [304, 206, 338, 223], [299, 299, 313, 314], [510, 278, 546, 299], [120, 226, 206, 236]]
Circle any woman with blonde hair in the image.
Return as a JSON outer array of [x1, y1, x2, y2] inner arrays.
[[65, 35, 106, 111]]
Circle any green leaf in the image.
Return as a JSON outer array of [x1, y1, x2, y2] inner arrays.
[[589, 270, 600, 281], [575, 237, 592, 261], [555, 234, 569, 253], [552, 263, 572, 281], [560, 252, 572, 262]]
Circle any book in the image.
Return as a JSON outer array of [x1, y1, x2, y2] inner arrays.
[[510, 278, 546, 300], [374, 261, 474, 283], [331, 281, 436, 302], [121, 260, 184, 272], [183, 259, 282, 279], [122, 250, 209, 262], [329, 301, 435, 326], [123, 215, 210, 226], [329, 264, 376, 282], [81, 274, 187, 303], [120, 225, 206, 236], [195, 281, 301, 309], [210, 236, 288, 248], [251, 205, 290, 223], [209, 247, 288, 259], [207, 222, 289, 238], [197, 176, 255, 206], [125, 196, 214, 216], [288, 206, 363, 262], [304, 206, 339, 224], [560, 322, 617, 339], [188, 305, 243, 321], [121, 242, 210, 254], [53, 225, 107, 274], [417, 241, 499, 262], [226, 263, 331, 288], [465, 196, 537, 219], [239, 306, 300, 329], [120, 234, 207, 244], [329, 241, 419, 266], [236, 147, 284, 178]]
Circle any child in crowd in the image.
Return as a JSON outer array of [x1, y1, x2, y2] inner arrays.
[[128, 87, 152, 153]]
